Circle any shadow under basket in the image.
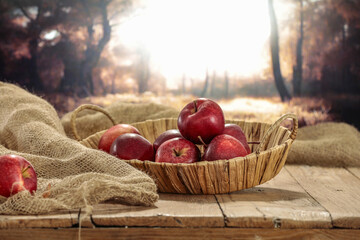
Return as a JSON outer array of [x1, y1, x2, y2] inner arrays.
[[74, 105, 298, 194]]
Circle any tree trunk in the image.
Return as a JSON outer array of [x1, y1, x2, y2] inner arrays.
[[58, 36, 82, 94], [28, 38, 44, 91], [17, 2, 44, 91], [292, 0, 303, 97], [138, 68, 150, 94], [224, 71, 229, 99], [190, 78, 194, 94], [137, 48, 150, 94], [210, 71, 216, 97], [268, 0, 292, 101], [181, 73, 186, 95], [80, 0, 112, 95], [111, 71, 116, 94], [200, 69, 209, 97]]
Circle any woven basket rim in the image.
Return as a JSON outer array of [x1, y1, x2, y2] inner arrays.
[[71, 103, 298, 194], [80, 117, 295, 166]]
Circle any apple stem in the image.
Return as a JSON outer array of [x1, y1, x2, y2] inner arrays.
[[198, 136, 207, 147], [173, 149, 180, 157], [22, 165, 31, 174], [193, 100, 198, 113], [248, 141, 260, 144]]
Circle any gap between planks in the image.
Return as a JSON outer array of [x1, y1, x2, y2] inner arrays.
[[285, 165, 360, 229], [84, 194, 225, 228], [2, 166, 358, 230], [83, 165, 345, 229], [0, 209, 79, 229], [215, 166, 333, 229]]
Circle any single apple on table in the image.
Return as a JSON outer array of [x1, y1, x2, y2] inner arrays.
[[155, 137, 200, 163], [223, 123, 251, 154], [98, 124, 140, 153], [110, 133, 155, 161], [0, 154, 37, 198], [178, 98, 225, 145], [153, 129, 183, 152], [202, 134, 248, 161]]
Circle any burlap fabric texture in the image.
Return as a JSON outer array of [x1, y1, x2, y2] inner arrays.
[[287, 122, 360, 167], [0, 82, 159, 215]]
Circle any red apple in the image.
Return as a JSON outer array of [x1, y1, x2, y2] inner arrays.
[[202, 134, 248, 161], [110, 133, 154, 161], [178, 98, 225, 144], [223, 124, 251, 154], [0, 154, 37, 197], [155, 137, 200, 163], [153, 129, 183, 152], [98, 124, 140, 153]]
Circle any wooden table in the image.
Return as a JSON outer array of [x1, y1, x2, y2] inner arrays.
[[1, 165, 360, 239]]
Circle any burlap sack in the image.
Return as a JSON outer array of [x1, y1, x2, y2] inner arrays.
[[0, 82, 158, 215], [287, 122, 360, 167]]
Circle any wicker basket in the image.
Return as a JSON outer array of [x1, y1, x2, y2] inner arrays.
[[71, 104, 298, 194]]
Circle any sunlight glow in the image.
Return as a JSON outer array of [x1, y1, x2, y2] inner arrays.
[[43, 30, 60, 40], [112, 0, 291, 87], [220, 98, 285, 114]]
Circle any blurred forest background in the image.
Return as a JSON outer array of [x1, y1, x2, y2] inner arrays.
[[0, 0, 359, 129]]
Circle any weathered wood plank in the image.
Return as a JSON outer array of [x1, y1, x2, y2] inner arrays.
[[286, 165, 360, 229], [1, 228, 359, 240], [1, 166, 358, 231], [0, 209, 78, 229], [90, 193, 224, 227], [216, 167, 332, 228]]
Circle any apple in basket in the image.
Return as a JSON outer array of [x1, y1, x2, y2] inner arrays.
[[223, 124, 251, 154], [0, 154, 37, 197], [153, 129, 184, 152], [98, 124, 140, 153], [202, 134, 248, 161], [178, 98, 225, 145], [110, 133, 155, 161], [155, 138, 200, 163]]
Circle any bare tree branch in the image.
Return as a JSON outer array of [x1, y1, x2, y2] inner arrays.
[[15, 1, 34, 21], [35, 0, 43, 22], [97, 0, 111, 55]]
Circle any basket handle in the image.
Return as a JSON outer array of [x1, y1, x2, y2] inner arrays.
[[255, 113, 298, 155], [70, 104, 117, 141]]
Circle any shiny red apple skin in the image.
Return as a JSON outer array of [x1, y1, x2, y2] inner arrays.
[[223, 124, 251, 154], [98, 124, 140, 153], [177, 98, 225, 144], [155, 137, 200, 163], [202, 134, 248, 161], [153, 129, 183, 152], [110, 133, 154, 161], [0, 154, 37, 197]]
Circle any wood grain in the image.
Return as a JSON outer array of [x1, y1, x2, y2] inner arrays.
[[0, 166, 358, 231], [286, 165, 360, 229], [0, 209, 78, 229], [216, 167, 332, 228], [89, 193, 224, 227], [1, 228, 359, 240]]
